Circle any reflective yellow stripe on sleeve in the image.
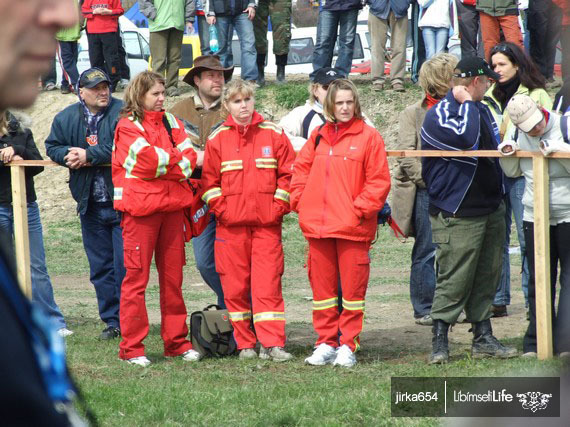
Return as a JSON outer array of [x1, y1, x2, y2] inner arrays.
[[229, 311, 252, 321], [220, 160, 243, 173], [312, 297, 338, 311], [253, 311, 286, 323], [274, 188, 290, 204], [154, 146, 170, 177], [202, 187, 222, 205], [176, 138, 193, 152], [342, 299, 365, 311], [176, 157, 193, 179], [113, 187, 123, 201], [123, 137, 151, 178], [255, 158, 278, 169]]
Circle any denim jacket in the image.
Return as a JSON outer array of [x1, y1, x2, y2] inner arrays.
[[368, 0, 411, 19]]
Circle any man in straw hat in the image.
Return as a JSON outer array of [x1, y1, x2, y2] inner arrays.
[[169, 54, 233, 308]]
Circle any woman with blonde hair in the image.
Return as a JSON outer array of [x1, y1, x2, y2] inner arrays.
[[291, 79, 391, 367], [112, 71, 199, 367], [391, 53, 458, 326], [201, 79, 296, 361]]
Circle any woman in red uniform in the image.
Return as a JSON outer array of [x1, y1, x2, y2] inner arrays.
[[201, 79, 296, 361], [290, 79, 391, 368], [112, 71, 199, 367]]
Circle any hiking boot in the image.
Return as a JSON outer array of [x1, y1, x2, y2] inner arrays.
[[181, 349, 202, 362], [305, 343, 337, 366], [100, 326, 121, 340], [126, 356, 151, 367], [60, 86, 71, 95], [256, 53, 266, 87], [491, 305, 508, 317], [428, 320, 449, 364], [259, 345, 293, 362], [471, 319, 517, 359], [276, 54, 288, 84], [58, 328, 74, 337], [415, 314, 433, 326], [239, 348, 257, 360], [166, 86, 180, 97], [332, 344, 356, 368]]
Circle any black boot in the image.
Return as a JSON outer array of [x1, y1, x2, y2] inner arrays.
[[256, 53, 266, 87], [429, 320, 449, 364], [276, 54, 287, 84], [471, 319, 517, 359]]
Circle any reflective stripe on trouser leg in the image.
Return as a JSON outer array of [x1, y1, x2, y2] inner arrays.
[[251, 225, 286, 348], [337, 238, 370, 352], [307, 237, 341, 348], [214, 225, 257, 349]]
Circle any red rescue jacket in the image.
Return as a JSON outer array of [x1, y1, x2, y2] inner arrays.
[[201, 111, 296, 227], [82, 0, 124, 34], [112, 111, 197, 217], [290, 118, 391, 242]]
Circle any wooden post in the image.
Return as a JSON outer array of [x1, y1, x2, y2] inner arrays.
[[10, 165, 32, 298], [532, 156, 553, 360]]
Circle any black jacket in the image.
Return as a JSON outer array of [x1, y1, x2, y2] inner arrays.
[[0, 114, 44, 204], [45, 97, 123, 215], [0, 235, 69, 426]]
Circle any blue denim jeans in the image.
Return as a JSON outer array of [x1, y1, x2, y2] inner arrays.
[[494, 178, 529, 306], [421, 26, 449, 59], [192, 215, 225, 308], [80, 202, 124, 328], [216, 13, 258, 81], [310, 9, 358, 79], [409, 189, 436, 318], [0, 201, 67, 329]]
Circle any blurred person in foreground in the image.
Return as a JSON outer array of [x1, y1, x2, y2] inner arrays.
[[0, 1, 90, 425], [112, 71, 199, 367], [290, 79, 391, 368], [499, 94, 570, 359], [201, 79, 296, 361], [391, 53, 458, 326]]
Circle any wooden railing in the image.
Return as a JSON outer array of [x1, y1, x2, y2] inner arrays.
[[7, 150, 568, 360]]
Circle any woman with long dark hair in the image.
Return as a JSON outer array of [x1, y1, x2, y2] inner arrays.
[[483, 41, 552, 319]]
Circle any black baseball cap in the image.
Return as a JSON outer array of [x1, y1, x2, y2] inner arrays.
[[313, 67, 342, 85], [79, 68, 111, 89], [453, 56, 500, 80]]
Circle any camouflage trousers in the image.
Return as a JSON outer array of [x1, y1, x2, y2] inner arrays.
[[253, 0, 292, 56]]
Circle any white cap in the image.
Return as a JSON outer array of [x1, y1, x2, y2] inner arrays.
[[506, 94, 544, 133]]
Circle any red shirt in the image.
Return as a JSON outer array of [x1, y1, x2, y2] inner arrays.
[[82, 0, 124, 34]]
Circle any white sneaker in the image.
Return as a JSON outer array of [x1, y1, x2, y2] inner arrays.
[[333, 344, 356, 368], [181, 349, 202, 362], [57, 328, 74, 338], [304, 343, 337, 366], [127, 356, 151, 367], [239, 348, 258, 359]]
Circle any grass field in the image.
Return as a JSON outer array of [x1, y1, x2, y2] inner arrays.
[[35, 80, 568, 426]]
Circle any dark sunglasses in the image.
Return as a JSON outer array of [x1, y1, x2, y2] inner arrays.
[[490, 43, 513, 57], [322, 84, 330, 90]]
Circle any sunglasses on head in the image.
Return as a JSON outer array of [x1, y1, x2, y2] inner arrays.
[[491, 43, 513, 56], [321, 84, 330, 90]]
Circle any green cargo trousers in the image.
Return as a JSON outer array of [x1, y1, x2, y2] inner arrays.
[[430, 202, 506, 325], [150, 28, 183, 90]]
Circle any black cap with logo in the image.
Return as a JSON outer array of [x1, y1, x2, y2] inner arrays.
[[453, 56, 500, 80]]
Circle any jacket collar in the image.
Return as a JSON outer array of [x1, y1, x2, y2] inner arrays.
[[223, 110, 264, 129]]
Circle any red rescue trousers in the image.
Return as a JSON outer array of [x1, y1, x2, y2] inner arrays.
[[307, 237, 370, 352], [118, 211, 191, 360], [214, 224, 286, 350]]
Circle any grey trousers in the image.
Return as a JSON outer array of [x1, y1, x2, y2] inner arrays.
[[368, 11, 408, 84], [150, 28, 184, 89]]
